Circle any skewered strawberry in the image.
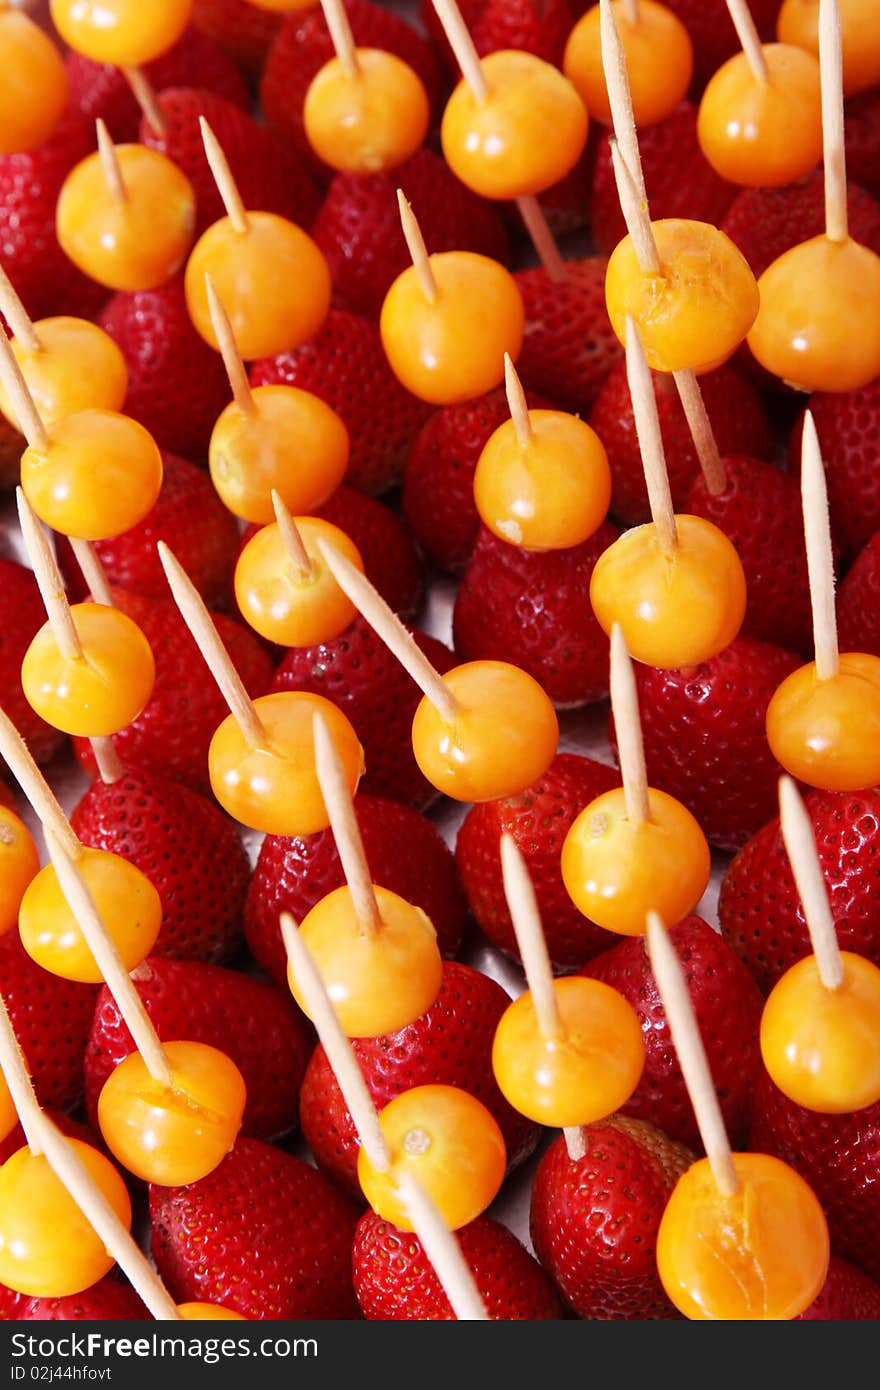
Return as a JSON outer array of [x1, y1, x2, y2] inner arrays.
[[0, 932, 96, 1114], [514, 256, 621, 415]]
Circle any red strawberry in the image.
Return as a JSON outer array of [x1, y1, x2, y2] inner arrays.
[[530, 1118, 693, 1320], [0, 932, 96, 1114], [261, 0, 442, 173], [721, 170, 880, 279], [455, 752, 621, 969], [798, 1255, 880, 1320], [299, 961, 540, 1201], [150, 1137, 360, 1318], [590, 358, 774, 525], [0, 557, 66, 767], [17, 1277, 150, 1321], [70, 769, 250, 964], [0, 413, 23, 491], [619, 637, 800, 852], [453, 522, 619, 707], [73, 588, 275, 795], [250, 308, 433, 495], [85, 956, 312, 1142], [684, 455, 813, 654], [790, 380, 880, 561], [245, 793, 466, 988], [191, 0, 281, 77], [316, 486, 424, 619], [353, 1211, 563, 1320], [65, 26, 249, 144], [718, 786, 880, 994], [58, 451, 239, 610], [750, 1068, 880, 1282], [422, 0, 573, 70], [589, 102, 738, 256], [663, 0, 782, 90], [583, 917, 764, 1149], [99, 278, 230, 463], [0, 110, 107, 322], [514, 257, 621, 415], [845, 87, 880, 200], [402, 384, 554, 575], [141, 87, 321, 238], [838, 531, 880, 656], [269, 619, 454, 809], [312, 148, 510, 319]]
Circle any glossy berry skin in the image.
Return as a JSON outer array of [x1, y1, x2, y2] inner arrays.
[[456, 753, 622, 970], [0, 807, 39, 937], [798, 1255, 880, 1320], [303, 50, 429, 175], [150, 1138, 361, 1319], [245, 794, 465, 989], [564, 0, 692, 129], [0, 932, 97, 1115], [721, 170, 880, 279], [0, 12, 67, 157], [697, 45, 821, 188], [622, 637, 800, 852], [778, 0, 880, 96], [766, 655, 880, 792], [234, 516, 361, 648], [0, 318, 127, 433], [718, 785, 880, 994], [453, 523, 619, 708], [0, 558, 66, 767], [584, 917, 764, 1149], [50, 0, 194, 68], [793, 378, 880, 561], [530, 1118, 693, 1320], [838, 532, 880, 656], [353, 1212, 563, 1320], [513, 257, 622, 415]]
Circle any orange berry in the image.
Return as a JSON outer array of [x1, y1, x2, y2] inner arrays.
[[748, 235, 880, 393], [209, 385, 348, 524], [235, 516, 362, 647], [697, 46, 821, 188], [492, 976, 645, 1126], [178, 1304, 249, 1319], [589, 514, 747, 668], [0, 1139, 131, 1298], [290, 884, 443, 1037], [304, 50, 430, 174], [561, 786, 711, 936], [473, 409, 611, 551], [441, 50, 588, 200], [657, 1153, 830, 1319], [761, 951, 880, 1114], [380, 251, 524, 405], [0, 318, 127, 432], [766, 654, 880, 791], [209, 691, 363, 836], [357, 1085, 506, 1232], [50, 0, 193, 67], [0, 806, 40, 938], [778, 0, 880, 96], [57, 144, 196, 293], [411, 660, 558, 803], [19, 846, 162, 984], [185, 213, 331, 361], [563, 0, 693, 128], [98, 1041, 246, 1186], [20, 409, 163, 541], [0, 11, 68, 156], [605, 219, 760, 373]]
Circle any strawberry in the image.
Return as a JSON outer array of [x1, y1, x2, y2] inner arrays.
[[421, 0, 573, 70], [57, 451, 240, 610], [589, 358, 774, 525], [402, 385, 554, 576], [838, 531, 880, 657], [0, 557, 67, 767], [663, 0, 783, 90], [718, 786, 880, 994], [299, 961, 540, 1201], [455, 752, 621, 969], [149, 1136, 360, 1319], [353, 1211, 563, 1320], [0, 931, 96, 1114], [514, 257, 621, 415], [721, 170, 880, 279], [250, 308, 433, 496], [245, 793, 467, 989], [99, 277, 231, 463], [750, 1068, 880, 1282], [790, 380, 880, 562], [312, 148, 510, 319], [191, 0, 281, 77], [72, 588, 275, 795], [65, 26, 249, 144], [583, 917, 764, 1149], [85, 956, 312, 1142], [70, 769, 250, 964], [619, 637, 800, 852], [453, 523, 619, 707], [17, 1277, 150, 1321], [589, 102, 738, 256], [316, 486, 424, 619], [845, 87, 880, 201], [799, 1256, 880, 1320], [0, 412, 23, 492], [269, 619, 453, 808], [141, 87, 322, 238], [260, 0, 443, 173], [530, 1118, 693, 1320], [684, 455, 813, 654], [0, 110, 107, 322]]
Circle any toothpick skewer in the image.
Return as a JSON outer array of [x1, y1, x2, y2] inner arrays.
[[0, 263, 40, 352], [625, 316, 677, 555], [504, 354, 532, 448], [397, 190, 438, 304], [319, 0, 360, 75], [0, 311, 48, 449], [778, 777, 844, 990], [199, 117, 248, 235], [96, 119, 127, 203], [610, 623, 650, 826], [725, 0, 769, 83], [122, 65, 168, 137], [820, 0, 848, 243], [800, 410, 838, 682], [312, 711, 381, 935], [205, 274, 256, 415], [271, 490, 313, 579]]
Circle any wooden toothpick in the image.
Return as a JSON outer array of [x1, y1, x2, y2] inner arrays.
[[68, 537, 115, 609], [609, 140, 661, 274], [205, 274, 255, 415], [515, 196, 568, 283], [600, 0, 647, 204], [16, 487, 81, 662], [0, 707, 80, 861], [122, 66, 168, 137], [0, 263, 40, 352], [0, 316, 48, 450], [95, 120, 127, 202], [157, 542, 267, 748], [320, 0, 359, 74], [397, 190, 437, 304], [312, 712, 381, 935], [504, 354, 532, 448], [271, 490, 313, 580], [646, 912, 740, 1198], [800, 410, 838, 682], [672, 371, 727, 496], [820, 0, 848, 243], [610, 623, 650, 825], [625, 316, 677, 555], [778, 777, 844, 991], [0, 994, 43, 1155], [392, 1170, 490, 1320], [199, 117, 248, 235], [725, 0, 769, 83]]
